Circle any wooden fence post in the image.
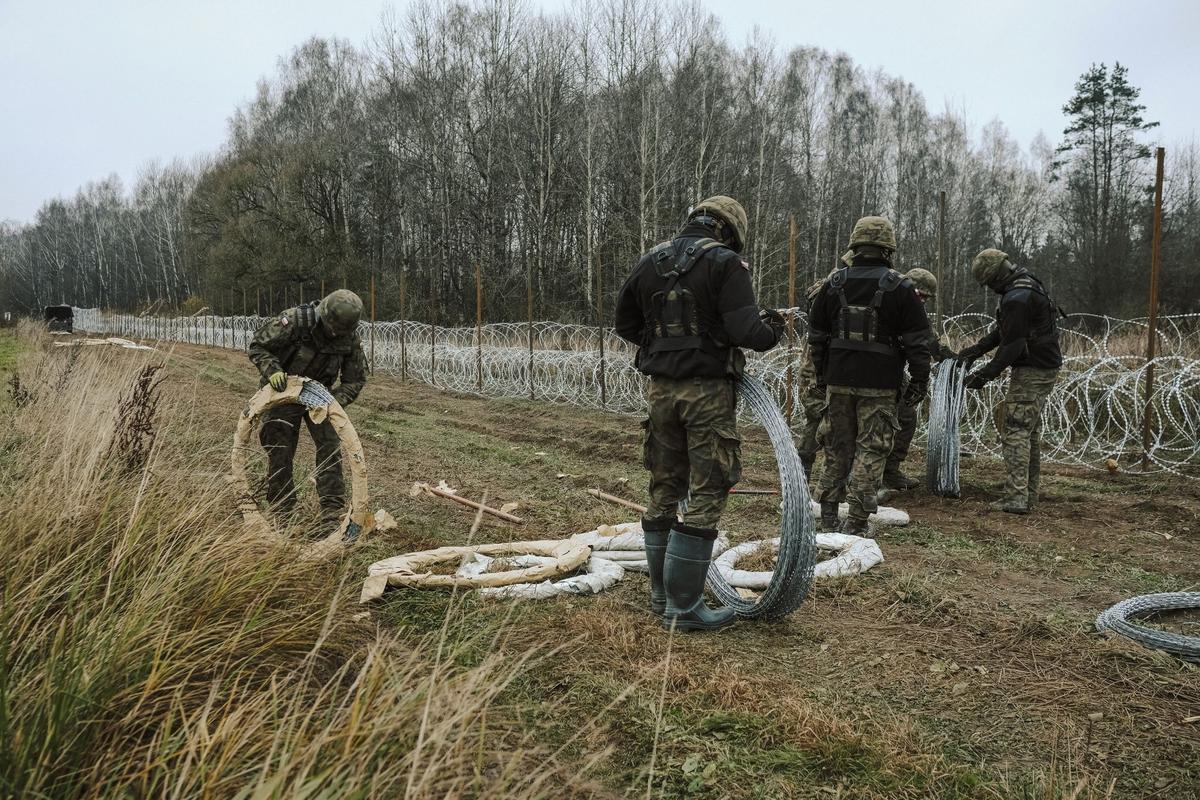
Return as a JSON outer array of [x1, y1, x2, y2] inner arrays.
[[597, 255, 606, 408], [1141, 147, 1166, 471], [369, 274, 376, 372], [475, 262, 484, 393], [785, 213, 797, 426]]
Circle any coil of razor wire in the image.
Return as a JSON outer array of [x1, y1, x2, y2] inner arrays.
[[926, 359, 968, 497], [73, 308, 1200, 476], [1095, 592, 1200, 662], [298, 379, 335, 408], [702, 374, 816, 620]]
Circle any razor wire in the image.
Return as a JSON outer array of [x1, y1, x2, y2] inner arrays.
[[1095, 592, 1200, 662], [704, 375, 816, 619], [73, 307, 1200, 475], [926, 359, 969, 497]]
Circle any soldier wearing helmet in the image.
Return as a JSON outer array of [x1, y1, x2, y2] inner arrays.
[[957, 249, 1063, 514], [807, 217, 931, 535], [248, 289, 368, 525], [614, 195, 783, 632], [880, 269, 958, 493], [795, 271, 839, 480]]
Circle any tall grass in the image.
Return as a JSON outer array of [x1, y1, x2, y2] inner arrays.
[[0, 331, 601, 799]]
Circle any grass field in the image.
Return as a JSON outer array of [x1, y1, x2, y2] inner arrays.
[[1, 328, 1197, 799]]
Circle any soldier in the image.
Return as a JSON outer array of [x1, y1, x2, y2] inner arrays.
[[248, 289, 368, 524], [615, 196, 783, 632], [957, 250, 1063, 514], [808, 217, 931, 535], [882, 268, 957, 492]]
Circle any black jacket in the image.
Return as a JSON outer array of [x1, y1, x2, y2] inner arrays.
[[807, 254, 932, 390], [614, 224, 780, 379], [967, 269, 1063, 379]]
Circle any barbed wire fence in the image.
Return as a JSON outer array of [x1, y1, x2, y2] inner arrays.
[[73, 306, 1200, 477]]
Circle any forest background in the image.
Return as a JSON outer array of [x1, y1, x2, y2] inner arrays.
[[2, 0, 1195, 325]]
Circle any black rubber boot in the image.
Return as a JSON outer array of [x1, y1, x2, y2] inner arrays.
[[662, 526, 736, 632], [819, 501, 840, 531], [641, 518, 671, 617]]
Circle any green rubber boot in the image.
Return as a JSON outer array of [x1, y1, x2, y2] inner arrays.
[[641, 518, 671, 617], [662, 526, 736, 632]]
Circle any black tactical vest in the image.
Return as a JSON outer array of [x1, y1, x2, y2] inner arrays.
[[645, 237, 728, 356], [997, 272, 1064, 347], [827, 265, 907, 360]]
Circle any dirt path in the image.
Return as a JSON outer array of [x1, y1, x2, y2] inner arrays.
[[168, 340, 1199, 799]]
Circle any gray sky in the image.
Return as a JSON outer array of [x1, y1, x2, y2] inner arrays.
[[2, 0, 1197, 223]]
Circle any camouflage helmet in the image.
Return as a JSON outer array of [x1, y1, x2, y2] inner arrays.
[[971, 249, 1015, 287], [905, 268, 937, 299], [318, 289, 364, 336], [847, 216, 897, 251], [690, 195, 749, 253]]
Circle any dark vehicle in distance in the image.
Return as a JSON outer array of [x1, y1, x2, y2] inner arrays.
[[44, 305, 73, 333]]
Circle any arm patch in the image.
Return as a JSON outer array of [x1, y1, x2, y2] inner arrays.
[[278, 316, 290, 327]]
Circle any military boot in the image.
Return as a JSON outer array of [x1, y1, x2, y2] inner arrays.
[[641, 518, 672, 617], [819, 501, 840, 531], [840, 516, 870, 536], [988, 498, 1029, 515], [662, 525, 736, 632], [882, 462, 919, 491]]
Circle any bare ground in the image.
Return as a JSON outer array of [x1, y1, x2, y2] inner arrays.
[[159, 340, 1200, 798]]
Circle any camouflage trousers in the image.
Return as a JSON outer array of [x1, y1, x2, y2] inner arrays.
[[816, 387, 899, 521], [641, 376, 742, 529], [887, 390, 919, 473], [1000, 367, 1058, 507], [260, 405, 345, 513], [796, 353, 827, 468]]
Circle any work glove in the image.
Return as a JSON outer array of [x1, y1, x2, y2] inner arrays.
[[956, 344, 982, 370], [901, 380, 927, 408], [759, 307, 787, 338], [964, 372, 988, 391], [332, 389, 351, 408], [268, 371, 288, 392]]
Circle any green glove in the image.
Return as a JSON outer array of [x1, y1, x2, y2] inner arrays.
[[269, 371, 287, 391]]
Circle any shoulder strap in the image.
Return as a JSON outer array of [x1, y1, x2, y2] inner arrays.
[[295, 303, 318, 343]]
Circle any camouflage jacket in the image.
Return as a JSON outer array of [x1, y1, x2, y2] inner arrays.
[[248, 303, 367, 406]]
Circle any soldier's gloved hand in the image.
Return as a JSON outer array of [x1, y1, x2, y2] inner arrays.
[[332, 389, 351, 408], [901, 381, 927, 407], [759, 307, 787, 337], [268, 371, 288, 392], [956, 345, 982, 370], [964, 372, 988, 391]]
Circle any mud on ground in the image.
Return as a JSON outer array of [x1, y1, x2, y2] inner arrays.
[[170, 340, 1199, 799]]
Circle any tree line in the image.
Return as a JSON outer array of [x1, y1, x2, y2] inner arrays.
[[2, 0, 1196, 325]]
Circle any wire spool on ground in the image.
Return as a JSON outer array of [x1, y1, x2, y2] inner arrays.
[[926, 360, 968, 497], [704, 375, 816, 620], [231, 377, 374, 561], [1095, 592, 1200, 663]]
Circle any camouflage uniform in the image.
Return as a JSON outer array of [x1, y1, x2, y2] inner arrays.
[[961, 249, 1063, 513], [641, 377, 741, 527], [1001, 367, 1057, 509], [809, 217, 931, 531], [796, 351, 827, 475], [615, 195, 781, 631], [248, 295, 367, 515]]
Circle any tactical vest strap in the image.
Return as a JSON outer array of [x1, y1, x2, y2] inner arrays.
[[647, 238, 729, 355], [648, 336, 706, 353], [828, 266, 904, 358]]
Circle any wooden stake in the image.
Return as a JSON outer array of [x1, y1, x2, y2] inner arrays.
[[475, 262, 483, 392], [527, 257, 534, 401], [597, 255, 607, 408], [369, 274, 376, 372], [418, 483, 524, 524], [1141, 147, 1166, 471], [429, 268, 437, 388], [587, 488, 647, 515], [400, 267, 408, 382], [937, 190, 946, 331], [785, 213, 797, 425]]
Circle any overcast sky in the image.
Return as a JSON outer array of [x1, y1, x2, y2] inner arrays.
[[2, 0, 1197, 223]]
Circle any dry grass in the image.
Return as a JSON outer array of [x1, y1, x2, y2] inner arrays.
[[0, 330, 606, 799]]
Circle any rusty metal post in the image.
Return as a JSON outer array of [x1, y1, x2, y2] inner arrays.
[[369, 274, 376, 372], [475, 262, 483, 392], [429, 268, 437, 388], [785, 213, 797, 426], [320, 279, 325, 299], [1141, 147, 1166, 471]]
